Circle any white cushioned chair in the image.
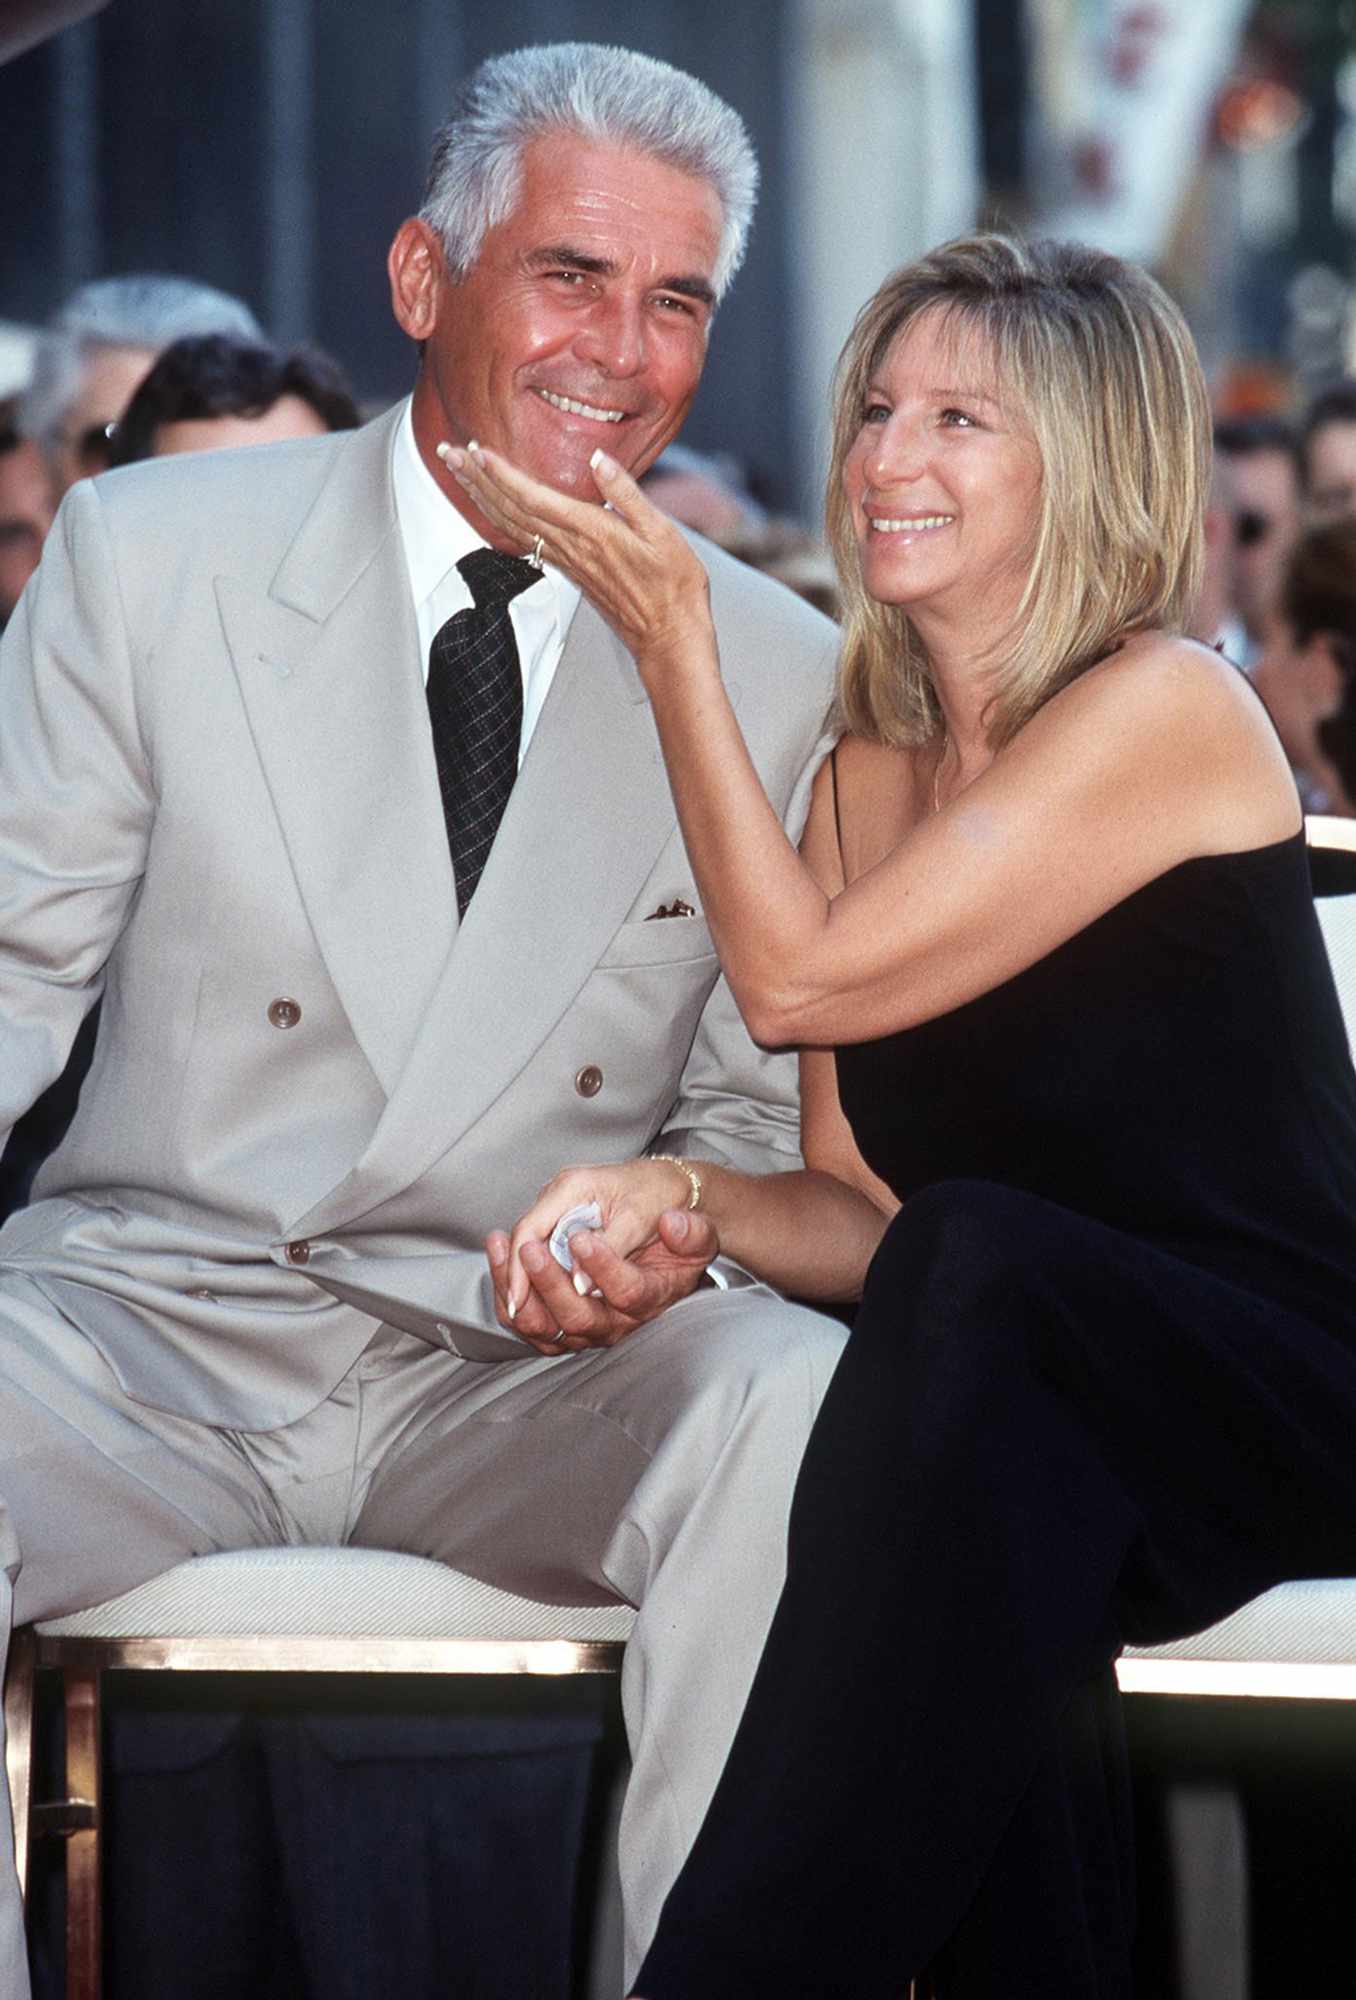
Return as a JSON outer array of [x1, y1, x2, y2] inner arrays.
[[4, 1545, 634, 2000]]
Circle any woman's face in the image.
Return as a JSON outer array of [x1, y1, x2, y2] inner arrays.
[[842, 309, 1043, 630]]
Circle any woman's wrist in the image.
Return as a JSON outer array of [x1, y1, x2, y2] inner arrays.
[[650, 1154, 703, 1212], [634, 604, 720, 683]]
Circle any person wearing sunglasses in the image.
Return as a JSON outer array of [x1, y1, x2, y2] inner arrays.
[[1214, 414, 1302, 668], [18, 272, 261, 500]]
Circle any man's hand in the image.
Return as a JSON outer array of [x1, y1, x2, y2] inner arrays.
[[486, 1206, 720, 1356]]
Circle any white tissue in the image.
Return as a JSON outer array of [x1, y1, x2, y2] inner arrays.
[[548, 1201, 604, 1272]]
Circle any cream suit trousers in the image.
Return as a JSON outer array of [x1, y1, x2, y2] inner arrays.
[[0, 1268, 846, 1996]]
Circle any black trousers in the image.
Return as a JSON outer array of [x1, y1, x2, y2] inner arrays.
[[636, 1180, 1356, 1998]]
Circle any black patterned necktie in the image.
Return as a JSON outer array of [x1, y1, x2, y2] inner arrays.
[[427, 547, 541, 918]]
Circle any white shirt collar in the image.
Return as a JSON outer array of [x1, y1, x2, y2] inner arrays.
[[391, 396, 483, 610]]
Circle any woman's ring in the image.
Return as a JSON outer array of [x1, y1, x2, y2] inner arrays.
[[529, 534, 545, 571]]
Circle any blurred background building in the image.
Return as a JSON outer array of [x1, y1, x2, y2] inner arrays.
[[3, 0, 1355, 524]]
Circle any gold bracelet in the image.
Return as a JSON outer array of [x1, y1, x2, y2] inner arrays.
[[651, 1154, 703, 1211]]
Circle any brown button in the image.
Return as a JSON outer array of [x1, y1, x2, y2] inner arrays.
[[574, 1064, 604, 1098], [268, 997, 302, 1030], [286, 1239, 311, 1265]]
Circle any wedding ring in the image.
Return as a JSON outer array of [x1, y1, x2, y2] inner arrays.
[[548, 1326, 568, 1344], [529, 534, 545, 571]]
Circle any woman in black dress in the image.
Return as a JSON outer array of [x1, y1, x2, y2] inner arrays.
[[452, 236, 1356, 1996]]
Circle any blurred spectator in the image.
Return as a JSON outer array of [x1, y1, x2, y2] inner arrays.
[[641, 442, 767, 547], [20, 274, 261, 495], [754, 536, 840, 622], [0, 398, 54, 630], [640, 446, 842, 617], [1300, 379, 1356, 525], [1192, 446, 1247, 662], [1253, 518, 1356, 816], [1213, 416, 1302, 666], [109, 334, 360, 466]]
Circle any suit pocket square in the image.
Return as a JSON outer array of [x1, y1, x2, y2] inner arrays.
[[645, 899, 697, 920]]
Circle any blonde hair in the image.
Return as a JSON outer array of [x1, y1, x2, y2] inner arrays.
[[827, 235, 1210, 748]]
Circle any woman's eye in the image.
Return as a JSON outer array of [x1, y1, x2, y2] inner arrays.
[[862, 402, 890, 426], [939, 406, 977, 428]]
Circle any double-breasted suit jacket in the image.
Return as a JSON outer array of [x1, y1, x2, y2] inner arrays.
[[0, 404, 839, 1430]]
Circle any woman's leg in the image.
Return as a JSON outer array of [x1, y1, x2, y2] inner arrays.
[[635, 1181, 1356, 1999]]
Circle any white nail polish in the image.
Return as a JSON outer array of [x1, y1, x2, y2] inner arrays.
[[589, 447, 604, 470], [435, 441, 454, 465], [507, 1294, 517, 1319], [573, 1270, 590, 1296]]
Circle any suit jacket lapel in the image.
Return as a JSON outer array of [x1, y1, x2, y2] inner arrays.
[[289, 596, 680, 1235], [215, 407, 455, 1099]]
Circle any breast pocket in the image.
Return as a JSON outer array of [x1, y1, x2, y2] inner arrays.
[[596, 916, 717, 970]]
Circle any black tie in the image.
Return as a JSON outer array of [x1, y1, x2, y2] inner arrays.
[[427, 547, 540, 917]]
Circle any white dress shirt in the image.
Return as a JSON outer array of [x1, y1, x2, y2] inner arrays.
[[391, 398, 581, 764]]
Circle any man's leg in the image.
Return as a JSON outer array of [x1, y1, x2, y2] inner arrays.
[[350, 1282, 847, 1984], [0, 1273, 286, 1997]]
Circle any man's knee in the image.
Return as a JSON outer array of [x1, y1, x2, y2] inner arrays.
[[618, 1286, 846, 1460]]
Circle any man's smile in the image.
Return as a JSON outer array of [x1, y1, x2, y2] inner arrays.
[[532, 385, 628, 424]]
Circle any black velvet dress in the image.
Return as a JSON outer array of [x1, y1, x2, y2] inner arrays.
[[636, 830, 1356, 1998]]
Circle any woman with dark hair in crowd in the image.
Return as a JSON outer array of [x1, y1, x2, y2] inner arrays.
[[1254, 516, 1356, 816], [107, 332, 360, 466], [452, 235, 1356, 1996]]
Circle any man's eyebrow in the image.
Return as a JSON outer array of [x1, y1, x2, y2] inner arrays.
[[525, 244, 616, 277], [525, 244, 716, 308], [658, 274, 717, 308]]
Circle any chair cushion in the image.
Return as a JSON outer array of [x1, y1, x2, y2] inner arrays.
[[1122, 1578, 1356, 1667], [35, 1546, 636, 1642]]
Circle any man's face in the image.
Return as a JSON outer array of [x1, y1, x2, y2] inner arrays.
[[389, 134, 723, 541], [1306, 418, 1356, 524], [49, 342, 157, 495], [0, 437, 55, 627]]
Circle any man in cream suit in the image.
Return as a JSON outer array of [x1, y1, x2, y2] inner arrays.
[[0, 43, 843, 1992]]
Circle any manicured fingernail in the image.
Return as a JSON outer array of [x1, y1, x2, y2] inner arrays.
[[589, 447, 616, 476], [436, 441, 455, 465], [573, 1270, 590, 1296], [467, 438, 484, 460], [507, 1291, 518, 1319]]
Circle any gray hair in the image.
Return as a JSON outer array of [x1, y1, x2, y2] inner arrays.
[[419, 43, 757, 303], [20, 274, 262, 442]]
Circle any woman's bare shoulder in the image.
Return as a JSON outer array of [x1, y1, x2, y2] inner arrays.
[[1045, 630, 1300, 849]]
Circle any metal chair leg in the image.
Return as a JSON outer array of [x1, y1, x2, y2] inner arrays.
[[63, 1666, 102, 2000], [3, 1625, 36, 1896]]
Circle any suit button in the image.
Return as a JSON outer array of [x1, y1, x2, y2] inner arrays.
[[268, 997, 302, 1030], [286, 1239, 311, 1265], [574, 1064, 603, 1098]]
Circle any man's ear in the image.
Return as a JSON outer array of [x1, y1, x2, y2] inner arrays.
[[388, 218, 445, 341]]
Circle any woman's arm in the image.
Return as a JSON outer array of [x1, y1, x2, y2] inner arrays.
[[451, 444, 1299, 1050], [487, 766, 896, 1346]]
